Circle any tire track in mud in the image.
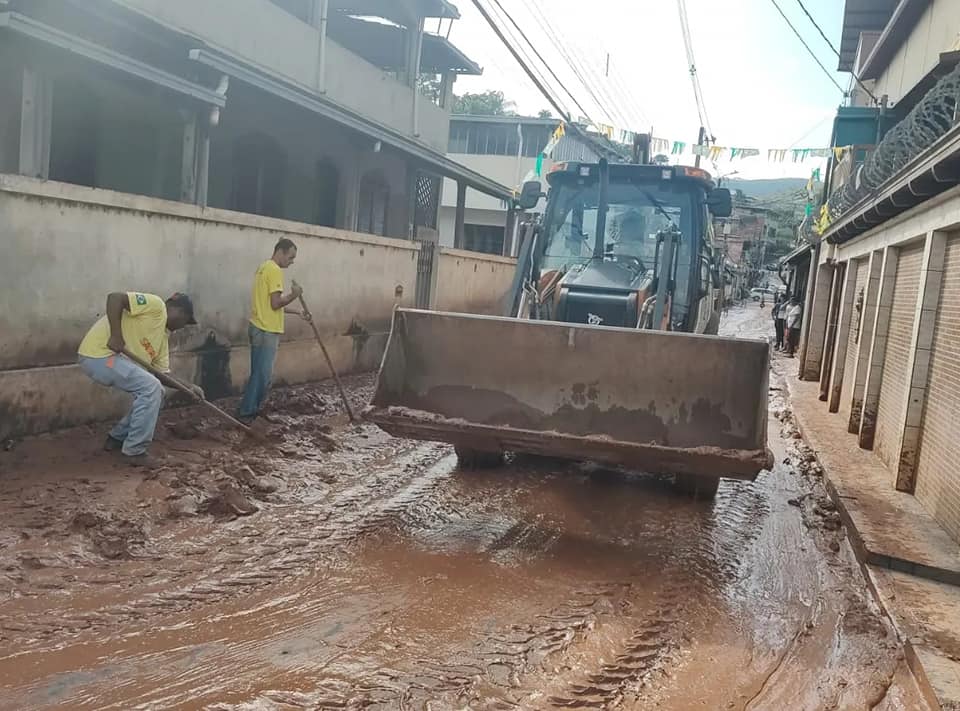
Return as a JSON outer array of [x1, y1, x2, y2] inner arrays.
[[285, 470, 777, 710], [542, 477, 773, 708], [3, 432, 456, 643]]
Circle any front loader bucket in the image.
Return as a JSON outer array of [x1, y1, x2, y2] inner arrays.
[[366, 309, 772, 479]]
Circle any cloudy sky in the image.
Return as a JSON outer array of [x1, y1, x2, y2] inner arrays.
[[443, 0, 849, 179]]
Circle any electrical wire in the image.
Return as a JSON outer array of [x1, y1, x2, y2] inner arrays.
[[792, 0, 879, 104], [518, 0, 619, 127], [768, 0, 845, 95], [469, 0, 571, 121], [485, 0, 596, 126], [677, 0, 714, 141]]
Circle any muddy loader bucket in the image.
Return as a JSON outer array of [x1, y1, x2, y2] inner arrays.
[[366, 309, 772, 479]]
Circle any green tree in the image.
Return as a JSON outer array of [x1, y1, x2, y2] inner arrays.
[[538, 109, 553, 119], [452, 90, 516, 116]]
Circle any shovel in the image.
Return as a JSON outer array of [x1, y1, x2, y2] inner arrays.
[[120, 349, 263, 440], [291, 280, 358, 423]]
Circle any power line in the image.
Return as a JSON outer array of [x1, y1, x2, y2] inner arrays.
[[485, 0, 596, 125], [768, 0, 845, 95], [676, 0, 714, 141], [469, 0, 571, 121], [792, 0, 880, 104], [519, 0, 622, 128]]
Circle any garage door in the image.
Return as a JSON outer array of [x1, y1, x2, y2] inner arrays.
[[916, 232, 960, 541], [874, 242, 923, 474], [839, 258, 869, 425]]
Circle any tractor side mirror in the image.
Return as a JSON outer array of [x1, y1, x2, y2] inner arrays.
[[517, 180, 544, 210], [707, 188, 733, 217]]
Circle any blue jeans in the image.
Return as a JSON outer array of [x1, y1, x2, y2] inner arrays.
[[238, 324, 280, 419], [79, 354, 163, 456]]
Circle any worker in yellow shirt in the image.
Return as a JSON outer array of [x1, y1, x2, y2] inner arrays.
[[78, 292, 201, 467], [237, 238, 307, 423]]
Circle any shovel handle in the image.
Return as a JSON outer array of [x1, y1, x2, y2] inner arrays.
[[120, 349, 259, 438], [291, 281, 358, 422]]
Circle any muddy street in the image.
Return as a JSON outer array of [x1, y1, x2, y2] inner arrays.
[[0, 304, 929, 710]]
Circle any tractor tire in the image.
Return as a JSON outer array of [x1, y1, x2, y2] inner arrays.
[[455, 447, 505, 470], [675, 473, 720, 500]]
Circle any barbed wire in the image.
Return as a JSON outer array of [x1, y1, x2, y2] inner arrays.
[[821, 63, 960, 231]]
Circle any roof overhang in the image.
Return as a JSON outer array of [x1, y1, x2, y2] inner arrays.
[[329, 14, 481, 75], [330, 0, 460, 22], [823, 122, 960, 244], [839, 0, 898, 71], [188, 48, 511, 201], [0, 11, 225, 107], [857, 0, 932, 80], [780, 242, 815, 266]]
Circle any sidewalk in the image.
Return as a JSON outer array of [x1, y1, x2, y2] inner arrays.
[[788, 373, 960, 710]]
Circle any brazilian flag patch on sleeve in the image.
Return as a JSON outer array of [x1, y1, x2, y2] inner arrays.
[[135, 294, 147, 305]]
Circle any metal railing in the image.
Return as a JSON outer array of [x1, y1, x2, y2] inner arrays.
[[823, 62, 960, 231]]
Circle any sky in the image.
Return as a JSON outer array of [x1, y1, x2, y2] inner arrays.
[[442, 0, 850, 179]]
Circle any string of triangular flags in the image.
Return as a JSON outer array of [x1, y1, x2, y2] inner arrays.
[[650, 136, 850, 163]]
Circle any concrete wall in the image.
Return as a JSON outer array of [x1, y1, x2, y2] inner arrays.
[[112, 0, 449, 151], [872, 0, 960, 104], [0, 174, 419, 437], [804, 186, 960, 541], [0, 174, 518, 439], [433, 248, 516, 315]]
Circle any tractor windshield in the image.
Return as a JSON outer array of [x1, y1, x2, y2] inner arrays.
[[541, 180, 695, 276]]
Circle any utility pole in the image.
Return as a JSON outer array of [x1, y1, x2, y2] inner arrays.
[[694, 126, 706, 168]]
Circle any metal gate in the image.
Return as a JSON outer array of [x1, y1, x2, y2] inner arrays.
[[414, 239, 436, 308], [412, 171, 441, 309]]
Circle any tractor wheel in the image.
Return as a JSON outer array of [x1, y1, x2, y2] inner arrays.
[[675, 473, 720, 501], [455, 447, 505, 469]]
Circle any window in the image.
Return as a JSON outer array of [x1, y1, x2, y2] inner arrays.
[[464, 224, 505, 255], [315, 159, 339, 227], [358, 171, 389, 236], [231, 133, 287, 218], [448, 122, 556, 157]]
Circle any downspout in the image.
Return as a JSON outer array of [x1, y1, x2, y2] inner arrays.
[[317, 0, 329, 93], [411, 16, 425, 138]]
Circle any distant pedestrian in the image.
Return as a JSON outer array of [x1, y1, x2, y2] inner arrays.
[[78, 291, 201, 467], [784, 297, 803, 357], [237, 238, 309, 424], [773, 295, 786, 350]]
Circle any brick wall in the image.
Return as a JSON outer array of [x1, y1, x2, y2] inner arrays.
[[874, 242, 924, 473], [916, 232, 960, 541], [840, 258, 869, 423]]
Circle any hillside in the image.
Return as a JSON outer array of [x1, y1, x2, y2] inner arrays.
[[725, 178, 807, 198]]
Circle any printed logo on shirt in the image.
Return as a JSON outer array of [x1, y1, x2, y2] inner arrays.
[[140, 337, 157, 361], [135, 294, 147, 306]]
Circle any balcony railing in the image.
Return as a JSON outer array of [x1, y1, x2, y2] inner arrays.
[[821, 62, 960, 232]]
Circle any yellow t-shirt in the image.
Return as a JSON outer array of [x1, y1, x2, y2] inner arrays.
[[250, 259, 285, 334], [78, 292, 170, 371]]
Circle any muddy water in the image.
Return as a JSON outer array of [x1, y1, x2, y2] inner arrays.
[[0, 305, 929, 710]]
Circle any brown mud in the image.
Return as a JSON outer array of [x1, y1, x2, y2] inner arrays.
[[0, 306, 932, 710]]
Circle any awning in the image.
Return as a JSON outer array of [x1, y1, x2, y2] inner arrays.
[[0, 11, 225, 107], [328, 14, 481, 75], [188, 48, 512, 201], [780, 242, 814, 266], [330, 0, 461, 22]]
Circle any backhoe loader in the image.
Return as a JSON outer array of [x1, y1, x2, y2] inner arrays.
[[365, 149, 772, 499]]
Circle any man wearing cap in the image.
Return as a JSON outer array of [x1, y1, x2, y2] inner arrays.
[[78, 291, 201, 467]]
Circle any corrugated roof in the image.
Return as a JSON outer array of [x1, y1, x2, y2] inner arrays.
[[839, 0, 898, 71]]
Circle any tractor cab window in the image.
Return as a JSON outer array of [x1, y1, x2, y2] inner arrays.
[[542, 181, 694, 275]]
